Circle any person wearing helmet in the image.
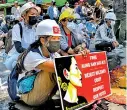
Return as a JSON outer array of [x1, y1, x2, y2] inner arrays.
[[17, 19, 62, 107], [94, 0, 103, 19], [94, 0, 103, 8], [59, 9, 89, 56], [11, 1, 21, 21], [16, 19, 89, 107], [4, 2, 38, 70], [95, 13, 119, 52], [105, 4, 116, 30]]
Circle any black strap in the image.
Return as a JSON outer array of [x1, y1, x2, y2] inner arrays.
[[18, 22, 23, 39]]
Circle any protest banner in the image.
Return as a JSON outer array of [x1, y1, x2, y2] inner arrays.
[[54, 51, 111, 110]]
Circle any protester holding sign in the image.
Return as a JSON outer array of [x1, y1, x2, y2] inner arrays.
[[16, 19, 90, 107], [59, 9, 89, 56]]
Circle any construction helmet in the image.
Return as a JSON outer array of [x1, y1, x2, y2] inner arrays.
[[20, 2, 37, 16], [59, 8, 75, 22], [105, 13, 116, 21], [36, 19, 62, 36], [95, 0, 103, 7]]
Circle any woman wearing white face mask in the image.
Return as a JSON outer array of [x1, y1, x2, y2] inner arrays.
[[61, 2, 70, 13], [59, 9, 89, 56]]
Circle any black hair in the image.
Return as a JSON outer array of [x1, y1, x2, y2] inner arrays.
[[30, 38, 41, 49], [43, 14, 50, 20], [108, 4, 113, 9], [87, 11, 92, 16], [65, 1, 68, 4], [55, 56, 72, 97], [53, 2, 56, 6]]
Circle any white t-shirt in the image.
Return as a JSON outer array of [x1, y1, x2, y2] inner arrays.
[[18, 47, 60, 80], [53, 7, 58, 18], [8, 22, 37, 56]]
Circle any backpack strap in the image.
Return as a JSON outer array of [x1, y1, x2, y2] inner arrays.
[[18, 22, 23, 38], [31, 48, 42, 56], [16, 47, 42, 73]]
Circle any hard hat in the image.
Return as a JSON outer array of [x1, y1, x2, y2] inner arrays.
[[20, 2, 37, 16], [59, 8, 75, 22], [105, 13, 116, 21], [36, 19, 62, 36], [95, 0, 103, 7]]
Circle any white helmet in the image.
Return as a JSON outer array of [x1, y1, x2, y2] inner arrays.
[[36, 19, 62, 36], [105, 13, 116, 21], [20, 2, 37, 16]]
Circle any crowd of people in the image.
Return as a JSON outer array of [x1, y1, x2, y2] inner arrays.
[[0, 0, 123, 109]]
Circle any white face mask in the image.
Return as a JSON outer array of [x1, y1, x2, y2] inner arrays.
[[66, 3, 69, 7], [67, 21, 76, 31], [111, 21, 115, 27]]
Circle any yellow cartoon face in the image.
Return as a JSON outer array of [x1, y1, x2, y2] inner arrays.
[[63, 57, 82, 87]]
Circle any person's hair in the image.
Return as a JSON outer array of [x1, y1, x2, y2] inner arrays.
[[87, 11, 92, 16], [43, 14, 50, 20], [30, 38, 41, 49], [108, 4, 113, 9], [55, 56, 72, 97], [53, 2, 56, 6], [65, 1, 68, 5]]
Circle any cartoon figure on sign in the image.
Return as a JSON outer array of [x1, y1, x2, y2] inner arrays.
[[63, 57, 82, 103], [55, 56, 88, 109]]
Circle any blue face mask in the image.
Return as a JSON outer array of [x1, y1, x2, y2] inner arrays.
[[67, 21, 76, 31]]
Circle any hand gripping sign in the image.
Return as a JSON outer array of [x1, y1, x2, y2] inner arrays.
[[54, 52, 111, 110]]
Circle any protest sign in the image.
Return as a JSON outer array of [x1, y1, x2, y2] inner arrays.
[[54, 52, 111, 110]]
